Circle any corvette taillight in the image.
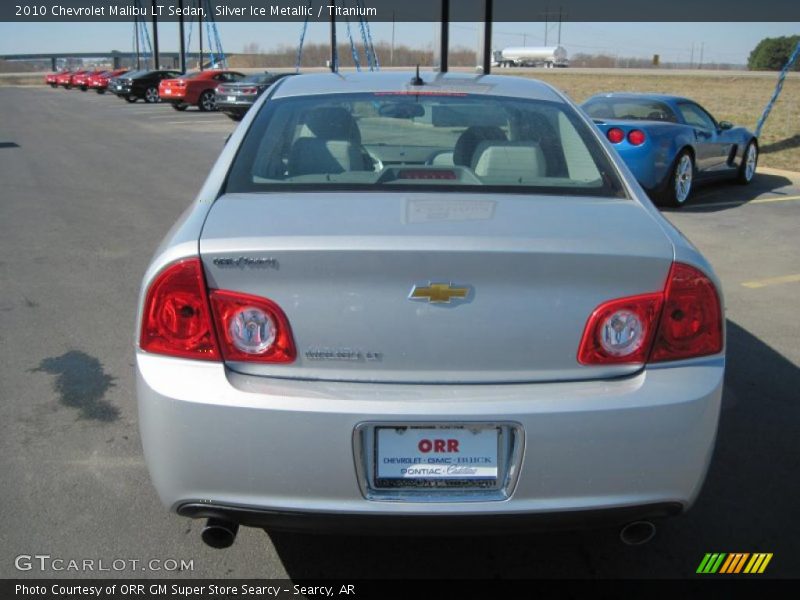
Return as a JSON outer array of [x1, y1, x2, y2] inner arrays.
[[578, 263, 722, 365], [627, 129, 646, 145], [607, 128, 625, 143], [140, 258, 295, 363]]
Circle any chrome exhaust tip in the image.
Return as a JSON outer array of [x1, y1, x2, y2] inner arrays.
[[200, 517, 239, 549]]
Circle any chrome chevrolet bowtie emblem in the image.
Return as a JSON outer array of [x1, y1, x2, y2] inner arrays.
[[409, 282, 472, 304]]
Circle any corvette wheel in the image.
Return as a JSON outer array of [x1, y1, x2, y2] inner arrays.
[[144, 86, 160, 103], [737, 141, 758, 185], [198, 90, 216, 112], [663, 151, 694, 208], [171, 102, 188, 111]]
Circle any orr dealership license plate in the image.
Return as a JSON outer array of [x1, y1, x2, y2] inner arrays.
[[376, 426, 499, 484]]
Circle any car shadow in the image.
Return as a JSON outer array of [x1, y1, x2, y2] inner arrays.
[[266, 319, 800, 578], [660, 172, 795, 214], [760, 134, 800, 155]]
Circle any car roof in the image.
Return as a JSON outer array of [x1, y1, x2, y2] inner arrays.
[[583, 92, 692, 105], [271, 71, 564, 102]]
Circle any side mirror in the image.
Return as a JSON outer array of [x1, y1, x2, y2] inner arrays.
[[718, 120, 733, 130]]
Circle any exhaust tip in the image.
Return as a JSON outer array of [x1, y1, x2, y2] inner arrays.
[[619, 520, 656, 546], [201, 518, 239, 549]]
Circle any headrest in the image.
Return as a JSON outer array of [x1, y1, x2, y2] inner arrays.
[[453, 126, 507, 167], [304, 107, 361, 143]]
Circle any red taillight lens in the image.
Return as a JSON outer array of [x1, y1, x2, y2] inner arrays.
[[607, 128, 625, 143], [209, 290, 296, 363], [650, 263, 723, 362], [578, 293, 664, 365], [578, 263, 723, 365], [241, 87, 258, 94], [140, 258, 220, 360], [627, 129, 646, 145], [175, 80, 186, 87]]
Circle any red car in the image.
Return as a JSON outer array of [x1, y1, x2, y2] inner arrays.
[[72, 69, 105, 91], [88, 68, 128, 94], [45, 72, 63, 87], [159, 69, 245, 111], [56, 69, 90, 89]]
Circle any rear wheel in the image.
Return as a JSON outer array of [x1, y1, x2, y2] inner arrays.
[[96, 89, 105, 94], [661, 150, 694, 208], [225, 112, 243, 121], [80, 86, 87, 91], [144, 86, 159, 103], [171, 102, 188, 111], [737, 140, 758, 184], [49, 83, 57, 88], [124, 95, 137, 103], [198, 90, 216, 112]]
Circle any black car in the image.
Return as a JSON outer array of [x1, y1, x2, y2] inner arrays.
[[214, 72, 296, 120], [111, 70, 182, 103]]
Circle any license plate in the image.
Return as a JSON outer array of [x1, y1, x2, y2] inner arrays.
[[164, 89, 171, 95], [376, 426, 498, 484], [227, 96, 236, 102]]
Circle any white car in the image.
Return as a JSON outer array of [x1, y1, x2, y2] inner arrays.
[[136, 72, 724, 548]]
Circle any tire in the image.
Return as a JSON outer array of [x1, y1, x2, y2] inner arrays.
[[124, 95, 137, 103], [80, 86, 87, 91], [96, 89, 105, 94], [660, 150, 695, 208], [225, 112, 243, 121], [736, 140, 758, 185], [198, 90, 216, 112], [49, 83, 57, 88], [171, 102, 188, 111], [144, 86, 159, 103]]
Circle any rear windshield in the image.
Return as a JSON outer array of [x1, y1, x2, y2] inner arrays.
[[582, 98, 678, 123], [225, 92, 626, 197]]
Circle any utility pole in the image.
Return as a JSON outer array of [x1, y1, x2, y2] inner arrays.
[[329, 0, 337, 72], [198, 0, 203, 70], [151, 0, 160, 69], [482, 0, 493, 74], [440, 0, 449, 72], [699, 42, 704, 69], [557, 7, 562, 45], [178, 0, 186, 73], [690, 43, 694, 68], [134, 17, 141, 69], [390, 12, 395, 66]]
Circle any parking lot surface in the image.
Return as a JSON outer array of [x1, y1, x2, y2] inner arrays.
[[1, 86, 798, 578]]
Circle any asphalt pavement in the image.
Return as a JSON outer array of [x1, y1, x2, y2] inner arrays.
[[0, 85, 798, 579]]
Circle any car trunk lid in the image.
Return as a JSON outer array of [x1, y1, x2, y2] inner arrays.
[[200, 192, 674, 383]]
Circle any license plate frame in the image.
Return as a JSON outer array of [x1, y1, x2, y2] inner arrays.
[[353, 422, 524, 502]]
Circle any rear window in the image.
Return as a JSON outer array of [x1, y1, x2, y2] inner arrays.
[[225, 92, 625, 197], [582, 98, 678, 123]]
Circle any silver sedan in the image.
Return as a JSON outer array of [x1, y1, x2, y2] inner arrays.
[[135, 71, 724, 548]]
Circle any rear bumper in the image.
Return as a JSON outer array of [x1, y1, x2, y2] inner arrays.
[[177, 501, 683, 534], [137, 352, 723, 528]]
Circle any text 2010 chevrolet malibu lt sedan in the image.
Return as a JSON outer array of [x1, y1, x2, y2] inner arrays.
[[136, 72, 725, 548]]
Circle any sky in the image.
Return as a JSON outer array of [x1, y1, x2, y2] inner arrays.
[[0, 21, 798, 65]]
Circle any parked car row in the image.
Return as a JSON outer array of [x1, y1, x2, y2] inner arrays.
[[44, 71, 756, 205], [46, 68, 295, 120]]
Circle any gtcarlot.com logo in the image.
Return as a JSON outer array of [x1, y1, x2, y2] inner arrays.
[[14, 554, 194, 572], [696, 552, 773, 574]]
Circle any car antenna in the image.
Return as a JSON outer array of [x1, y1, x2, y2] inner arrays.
[[410, 65, 424, 86]]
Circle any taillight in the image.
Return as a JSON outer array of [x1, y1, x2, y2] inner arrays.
[[627, 129, 646, 145], [650, 263, 723, 362], [240, 87, 258, 94], [607, 128, 625, 143], [578, 263, 722, 365], [209, 290, 296, 363], [175, 80, 186, 87], [578, 293, 663, 365], [140, 259, 296, 364], [140, 258, 220, 360]]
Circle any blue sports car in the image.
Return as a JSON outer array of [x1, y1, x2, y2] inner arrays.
[[581, 93, 758, 207]]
